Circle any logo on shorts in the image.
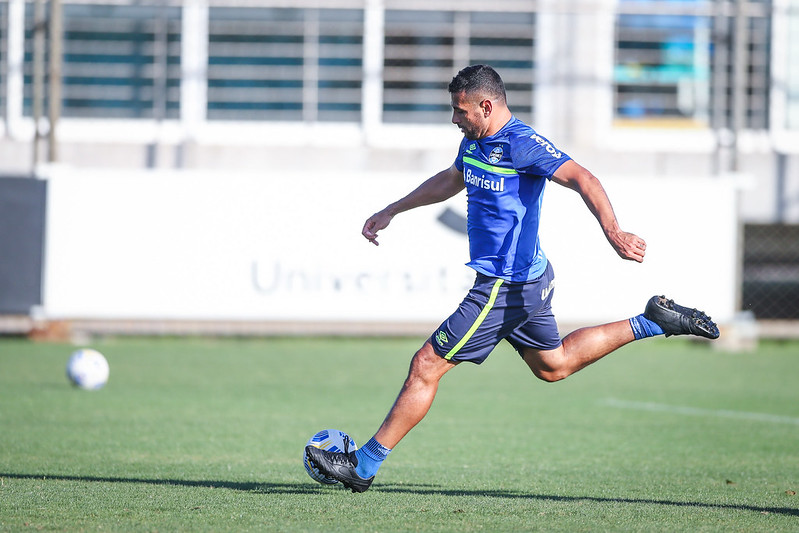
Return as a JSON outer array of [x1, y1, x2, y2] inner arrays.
[[541, 278, 555, 301], [488, 146, 503, 164], [435, 330, 448, 346]]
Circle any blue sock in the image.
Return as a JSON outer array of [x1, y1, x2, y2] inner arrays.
[[354, 437, 391, 479], [629, 313, 664, 340]]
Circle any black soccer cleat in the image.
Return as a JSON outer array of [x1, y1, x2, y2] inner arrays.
[[304, 437, 374, 493], [644, 295, 720, 340]]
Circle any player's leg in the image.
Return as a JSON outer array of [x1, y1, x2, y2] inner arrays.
[[304, 341, 457, 493], [352, 343, 456, 484], [521, 294, 720, 382], [305, 274, 507, 492], [372, 341, 458, 449], [522, 319, 635, 382]]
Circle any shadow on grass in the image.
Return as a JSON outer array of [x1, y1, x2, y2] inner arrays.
[[2, 473, 797, 517], [378, 484, 799, 517]]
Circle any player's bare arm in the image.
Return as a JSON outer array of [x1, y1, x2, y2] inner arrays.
[[552, 160, 646, 263], [362, 164, 465, 246]]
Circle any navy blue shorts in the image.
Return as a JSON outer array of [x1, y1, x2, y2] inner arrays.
[[429, 262, 561, 364]]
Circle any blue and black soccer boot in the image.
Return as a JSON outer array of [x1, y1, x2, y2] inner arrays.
[[644, 295, 720, 339], [304, 437, 374, 493]]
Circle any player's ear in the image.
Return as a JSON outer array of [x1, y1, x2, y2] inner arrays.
[[481, 99, 493, 117]]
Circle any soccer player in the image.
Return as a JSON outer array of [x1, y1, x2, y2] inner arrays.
[[306, 64, 719, 493]]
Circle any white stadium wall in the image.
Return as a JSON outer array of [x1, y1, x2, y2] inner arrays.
[[42, 166, 739, 330]]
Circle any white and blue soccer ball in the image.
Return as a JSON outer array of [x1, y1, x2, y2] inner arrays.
[[303, 429, 357, 484], [66, 348, 109, 390]]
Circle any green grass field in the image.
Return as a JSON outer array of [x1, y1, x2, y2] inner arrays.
[[1, 335, 797, 532]]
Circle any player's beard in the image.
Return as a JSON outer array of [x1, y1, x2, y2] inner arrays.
[[459, 124, 479, 140]]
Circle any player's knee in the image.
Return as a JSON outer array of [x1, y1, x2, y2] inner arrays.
[[523, 349, 570, 382], [532, 367, 569, 383], [406, 343, 453, 385], [407, 351, 430, 382]]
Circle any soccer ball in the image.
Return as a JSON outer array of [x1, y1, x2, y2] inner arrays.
[[303, 429, 357, 484], [66, 349, 109, 390]]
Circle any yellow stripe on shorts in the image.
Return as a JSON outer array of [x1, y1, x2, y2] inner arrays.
[[444, 278, 504, 360]]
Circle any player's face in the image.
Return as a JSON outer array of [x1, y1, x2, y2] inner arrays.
[[450, 91, 490, 140]]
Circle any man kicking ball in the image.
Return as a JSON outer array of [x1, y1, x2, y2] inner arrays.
[[306, 64, 719, 493]]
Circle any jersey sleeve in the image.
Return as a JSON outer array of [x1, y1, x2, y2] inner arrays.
[[510, 130, 571, 179], [453, 137, 467, 172]]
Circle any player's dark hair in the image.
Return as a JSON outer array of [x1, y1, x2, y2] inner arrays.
[[448, 64, 507, 103]]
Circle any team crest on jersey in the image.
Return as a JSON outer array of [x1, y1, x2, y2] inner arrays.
[[488, 146, 503, 164]]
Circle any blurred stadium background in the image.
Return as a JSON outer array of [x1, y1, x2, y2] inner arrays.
[[0, 0, 797, 344]]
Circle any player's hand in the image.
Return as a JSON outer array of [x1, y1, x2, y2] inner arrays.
[[608, 230, 646, 263], [362, 210, 393, 246]]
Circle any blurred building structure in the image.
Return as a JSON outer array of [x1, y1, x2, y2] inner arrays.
[[0, 1, 794, 212], [1, 0, 798, 329]]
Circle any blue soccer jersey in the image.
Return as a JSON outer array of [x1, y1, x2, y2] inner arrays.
[[454, 116, 571, 282]]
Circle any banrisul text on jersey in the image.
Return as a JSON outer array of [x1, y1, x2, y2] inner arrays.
[[463, 167, 505, 191]]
